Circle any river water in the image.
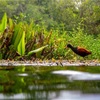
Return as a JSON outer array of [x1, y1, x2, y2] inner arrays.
[[0, 65, 100, 100]]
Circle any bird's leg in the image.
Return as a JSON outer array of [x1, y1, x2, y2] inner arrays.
[[73, 53, 77, 61], [73, 56, 77, 61], [83, 56, 89, 61], [79, 56, 84, 62], [81, 57, 85, 63]]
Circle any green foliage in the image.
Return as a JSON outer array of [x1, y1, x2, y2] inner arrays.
[[0, 0, 99, 34], [11, 22, 23, 50], [0, 13, 100, 60], [17, 31, 25, 56], [0, 13, 7, 34], [27, 45, 48, 57]]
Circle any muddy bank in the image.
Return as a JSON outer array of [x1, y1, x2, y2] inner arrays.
[[0, 60, 100, 66]]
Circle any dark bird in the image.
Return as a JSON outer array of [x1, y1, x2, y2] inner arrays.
[[66, 44, 91, 57]]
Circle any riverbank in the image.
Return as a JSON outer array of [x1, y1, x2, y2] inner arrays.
[[0, 60, 100, 66]]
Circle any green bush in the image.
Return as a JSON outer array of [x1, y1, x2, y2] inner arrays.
[[0, 13, 99, 60]]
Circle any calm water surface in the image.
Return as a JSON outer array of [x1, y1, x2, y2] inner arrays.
[[0, 65, 100, 100]]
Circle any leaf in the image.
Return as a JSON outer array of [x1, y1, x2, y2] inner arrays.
[[9, 18, 14, 31], [11, 22, 23, 50], [26, 21, 34, 41], [17, 31, 25, 56], [0, 13, 7, 34], [27, 45, 48, 56]]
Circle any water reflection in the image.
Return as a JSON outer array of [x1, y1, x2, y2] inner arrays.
[[0, 66, 100, 100], [52, 70, 100, 81], [51, 91, 100, 100], [0, 93, 26, 99], [0, 91, 100, 100]]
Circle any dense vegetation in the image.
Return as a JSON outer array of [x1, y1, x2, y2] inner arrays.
[[0, 0, 100, 60]]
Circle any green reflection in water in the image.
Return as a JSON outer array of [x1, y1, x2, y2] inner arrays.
[[0, 66, 100, 99]]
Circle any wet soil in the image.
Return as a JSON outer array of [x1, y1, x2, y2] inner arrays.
[[0, 60, 100, 66]]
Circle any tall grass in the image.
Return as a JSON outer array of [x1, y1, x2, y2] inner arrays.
[[0, 13, 99, 60]]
